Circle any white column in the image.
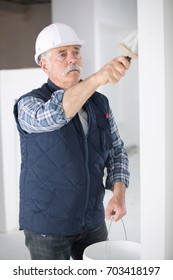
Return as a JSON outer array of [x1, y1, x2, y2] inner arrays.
[[138, 0, 173, 259], [164, 0, 173, 260]]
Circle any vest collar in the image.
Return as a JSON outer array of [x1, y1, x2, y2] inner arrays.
[[47, 79, 62, 92], [47, 79, 83, 93]]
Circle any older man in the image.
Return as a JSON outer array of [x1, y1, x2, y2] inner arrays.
[[14, 23, 130, 260]]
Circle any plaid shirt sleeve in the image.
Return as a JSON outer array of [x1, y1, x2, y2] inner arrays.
[[105, 107, 130, 189], [17, 90, 71, 133]]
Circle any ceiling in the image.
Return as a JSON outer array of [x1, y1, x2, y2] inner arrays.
[[0, 0, 50, 4]]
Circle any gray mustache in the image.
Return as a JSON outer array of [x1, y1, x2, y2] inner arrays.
[[62, 64, 82, 76]]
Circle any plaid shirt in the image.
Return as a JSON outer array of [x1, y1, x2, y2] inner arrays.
[[17, 90, 129, 188]]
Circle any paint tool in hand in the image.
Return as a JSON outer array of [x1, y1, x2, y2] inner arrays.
[[117, 30, 138, 61]]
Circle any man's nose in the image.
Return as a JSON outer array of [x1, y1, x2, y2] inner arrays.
[[67, 52, 77, 64]]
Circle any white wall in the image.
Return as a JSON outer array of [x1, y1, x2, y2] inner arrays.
[[52, 0, 139, 147], [0, 68, 47, 232], [138, 0, 173, 259]]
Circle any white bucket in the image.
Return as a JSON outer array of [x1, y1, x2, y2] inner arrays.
[[83, 240, 141, 260]]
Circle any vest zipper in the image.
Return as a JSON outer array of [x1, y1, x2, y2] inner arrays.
[[82, 136, 90, 228], [77, 105, 91, 229]]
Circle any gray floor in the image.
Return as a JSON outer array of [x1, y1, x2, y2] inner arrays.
[[0, 149, 140, 260]]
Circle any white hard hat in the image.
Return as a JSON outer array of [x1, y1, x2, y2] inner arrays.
[[34, 23, 85, 65]]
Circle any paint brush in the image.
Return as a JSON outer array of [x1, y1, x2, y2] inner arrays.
[[117, 30, 138, 61]]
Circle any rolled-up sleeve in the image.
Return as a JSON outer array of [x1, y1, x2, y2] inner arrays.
[[17, 90, 71, 133], [105, 108, 130, 189]]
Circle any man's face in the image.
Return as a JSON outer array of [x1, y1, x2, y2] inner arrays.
[[40, 45, 83, 89]]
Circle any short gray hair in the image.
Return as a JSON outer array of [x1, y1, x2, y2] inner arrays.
[[38, 52, 47, 65]]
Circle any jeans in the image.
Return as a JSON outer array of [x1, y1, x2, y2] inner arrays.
[[24, 222, 108, 260]]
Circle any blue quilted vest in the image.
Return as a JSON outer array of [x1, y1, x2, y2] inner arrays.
[[14, 80, 113, 235]]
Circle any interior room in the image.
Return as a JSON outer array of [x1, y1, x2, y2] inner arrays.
[[0, 0, 172, 260]]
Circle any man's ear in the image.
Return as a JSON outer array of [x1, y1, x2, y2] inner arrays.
[[40, 59, 49, 74]]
